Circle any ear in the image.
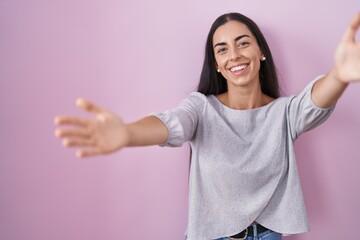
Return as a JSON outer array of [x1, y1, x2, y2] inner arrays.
[[260, 53, 266, 61]]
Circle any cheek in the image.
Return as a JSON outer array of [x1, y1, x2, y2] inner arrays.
[[253, 55, 262, 67], [215, 56, 226, 68]]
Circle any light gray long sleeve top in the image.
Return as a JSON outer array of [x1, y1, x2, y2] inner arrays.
[[151, 77, 335, 240]]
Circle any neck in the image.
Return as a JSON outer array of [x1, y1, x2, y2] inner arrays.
[[218, 81, 272, 110]]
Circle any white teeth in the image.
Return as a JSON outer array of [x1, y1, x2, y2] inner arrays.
[[230, 65, 246, 72]]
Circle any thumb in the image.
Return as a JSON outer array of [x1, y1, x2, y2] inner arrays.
[[342, 12, 360, 43], [76, 98, 103, 115]]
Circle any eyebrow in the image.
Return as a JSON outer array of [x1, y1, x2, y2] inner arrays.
[[213, 34, 250, 48]]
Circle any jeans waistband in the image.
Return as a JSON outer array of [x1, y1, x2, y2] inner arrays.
[[229, 224, 269, 239]]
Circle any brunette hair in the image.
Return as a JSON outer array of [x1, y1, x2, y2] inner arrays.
[[197, 12, 280, 98]]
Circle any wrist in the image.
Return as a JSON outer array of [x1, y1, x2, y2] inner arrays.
[[123, 124, 133, 147], [328, 67, 350, 86]]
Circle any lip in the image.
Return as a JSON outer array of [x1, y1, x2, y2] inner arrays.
[[227, 63, 249, 70], [228, 63, 250, 76]]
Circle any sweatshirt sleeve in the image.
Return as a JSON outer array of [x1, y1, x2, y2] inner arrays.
[[287, 75, 336, 140], [149, 92, 205, 147]]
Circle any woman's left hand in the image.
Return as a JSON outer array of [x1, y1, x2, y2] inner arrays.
[[334, 13, 360, 83]]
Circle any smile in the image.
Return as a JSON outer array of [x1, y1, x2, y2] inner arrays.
[[229, 64, 248, 72]]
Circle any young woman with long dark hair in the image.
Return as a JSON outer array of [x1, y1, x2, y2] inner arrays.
[[54, 12, 360, 240]]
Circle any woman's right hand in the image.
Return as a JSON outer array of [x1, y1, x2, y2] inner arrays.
[[54, 98, 130, 158]]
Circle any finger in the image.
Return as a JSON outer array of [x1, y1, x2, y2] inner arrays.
[[55, 128, 90, 138], [62, 138, 95, 147], [343, 12, 360, 42], [76, 149, 102, 158], [54, 116, 89, 127], [76, 98, 103, 115]]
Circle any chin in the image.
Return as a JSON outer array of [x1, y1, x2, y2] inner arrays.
[[229, 78, 254, 87], [227, 74, 260, 88]]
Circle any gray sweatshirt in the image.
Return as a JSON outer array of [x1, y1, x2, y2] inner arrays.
[[151, 76, 335, 240]]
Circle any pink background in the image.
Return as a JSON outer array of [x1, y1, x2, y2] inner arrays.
[[1, 0, 359, 239]]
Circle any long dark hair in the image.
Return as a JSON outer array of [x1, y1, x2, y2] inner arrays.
[[197, 12, 280, 98]]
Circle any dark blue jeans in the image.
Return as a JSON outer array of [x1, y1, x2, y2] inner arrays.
[[216, 229, 282, 240], [186, 224, 282, 240]]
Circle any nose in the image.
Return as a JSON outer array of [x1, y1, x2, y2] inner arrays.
[[229, 47, 241, 61]]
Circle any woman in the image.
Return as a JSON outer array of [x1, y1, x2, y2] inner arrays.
[[54, 12, 360, 240]]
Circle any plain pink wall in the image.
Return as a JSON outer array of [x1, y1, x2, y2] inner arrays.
[[1, 0, 359, 239]]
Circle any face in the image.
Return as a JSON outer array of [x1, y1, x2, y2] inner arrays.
[[213, 20, 264, 89]]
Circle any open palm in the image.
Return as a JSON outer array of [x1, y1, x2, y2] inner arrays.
[[334, 13, 360, 83], [54, 99, 129, 158]]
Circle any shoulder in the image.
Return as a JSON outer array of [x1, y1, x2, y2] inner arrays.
[[176, 92, 208, 112], [183, 92, 208, 105], [188, 91, 207, 100]]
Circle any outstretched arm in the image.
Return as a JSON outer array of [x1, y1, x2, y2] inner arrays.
[[54, 98, 168, 158], [312, 13, 360, 108]]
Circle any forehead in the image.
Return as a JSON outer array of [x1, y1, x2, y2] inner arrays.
[[213, 20, 253, 45]]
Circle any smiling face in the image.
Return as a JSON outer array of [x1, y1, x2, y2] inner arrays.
[[213, 20, 264, 89]]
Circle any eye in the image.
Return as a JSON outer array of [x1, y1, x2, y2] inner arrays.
[[237, 41, 250, 48], [217, 47, 227, 54]]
